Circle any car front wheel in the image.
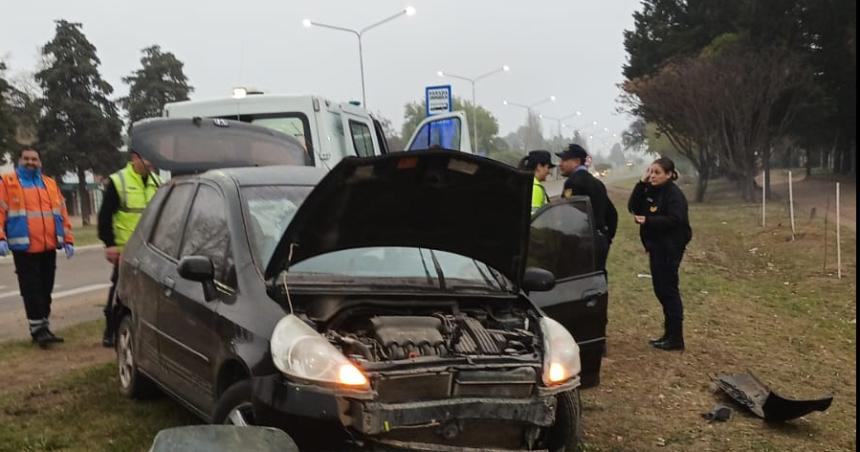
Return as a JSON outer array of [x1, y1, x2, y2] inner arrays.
[[545, 388, 584, 452], [213, 380, 257, 426], [116, 315, 156, 398]]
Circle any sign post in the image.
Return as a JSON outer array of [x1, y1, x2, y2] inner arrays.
[[425, 85, 453, 117]]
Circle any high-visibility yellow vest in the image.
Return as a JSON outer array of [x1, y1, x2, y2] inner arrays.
[[531, 177, 549, 214], [109, 164, 160, 248]]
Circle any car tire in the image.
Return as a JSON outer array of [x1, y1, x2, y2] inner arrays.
[[546, 388, 584, 452], [213, 380, 257, 426], [116, 315, 157, 399]]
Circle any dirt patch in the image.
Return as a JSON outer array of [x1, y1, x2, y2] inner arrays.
[[0, 321, 114, 396]]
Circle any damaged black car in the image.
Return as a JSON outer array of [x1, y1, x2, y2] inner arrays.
[[115, 118, 608, 451]]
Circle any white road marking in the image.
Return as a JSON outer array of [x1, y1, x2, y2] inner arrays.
[[53, 284, 112, 299], [0, 283, 111, 300]]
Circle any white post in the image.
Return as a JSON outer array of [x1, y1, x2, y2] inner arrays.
[[837, 182, 842, 279], [788, 171, 796, 240], [761, 170, 766, 227]]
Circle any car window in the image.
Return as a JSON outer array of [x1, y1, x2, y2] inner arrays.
[[349, 120, 375, 157], [408, 117, 461, 151], [150, 183, 196, 259], [242, 185, 314, 270], [180, 184, 233, 284], [528, 200, 596, 280]]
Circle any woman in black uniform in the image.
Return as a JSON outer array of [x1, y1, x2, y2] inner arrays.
[[628, 158, 692, 351]]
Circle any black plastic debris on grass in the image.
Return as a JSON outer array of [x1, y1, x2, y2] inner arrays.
[[701, 404, 733, 422], [714, 371, 833, 422]]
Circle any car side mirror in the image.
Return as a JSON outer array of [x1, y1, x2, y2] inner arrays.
[[522, 267, 556, 292], [177, 256, 218, 302]]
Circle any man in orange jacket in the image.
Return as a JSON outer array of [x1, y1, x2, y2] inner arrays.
[[0, 148, 74, 348]]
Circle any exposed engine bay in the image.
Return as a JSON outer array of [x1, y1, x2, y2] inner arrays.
[[321, 303, 541, 364]]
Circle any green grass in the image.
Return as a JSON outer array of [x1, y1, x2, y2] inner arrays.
[[0, 364, 196, 452]]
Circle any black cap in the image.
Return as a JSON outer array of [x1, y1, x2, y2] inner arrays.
[[527, 150, 556, 167], [556, 143, 588, 161]]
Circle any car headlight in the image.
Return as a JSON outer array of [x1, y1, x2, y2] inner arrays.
[[271, 315, 369, 390], [540, 317, 581, 386]]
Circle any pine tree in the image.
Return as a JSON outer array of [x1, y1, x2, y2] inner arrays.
[[0, 62, 17, 163], [120, 45, 193, 125], [36, 20, 123, 225]]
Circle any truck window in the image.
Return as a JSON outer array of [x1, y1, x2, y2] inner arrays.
[[349, 120, 375, 157], [218, 113, 313, 154]]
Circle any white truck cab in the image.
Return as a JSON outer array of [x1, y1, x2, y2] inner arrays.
[[163, 93, 472, 170]]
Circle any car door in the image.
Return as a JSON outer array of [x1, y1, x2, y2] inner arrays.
[[405, 111, 473, 153], [143, 182, 197, 381], [527, 196, 608, 387], [158, 182, 236, 412]]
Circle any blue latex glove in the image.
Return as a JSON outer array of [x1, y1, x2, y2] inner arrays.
[[63, 243, 74, 259], [0, 240, 8, 257]]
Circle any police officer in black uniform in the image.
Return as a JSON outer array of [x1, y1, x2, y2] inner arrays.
[[556, 144, 618, 272], [628, 157, 692, 351]]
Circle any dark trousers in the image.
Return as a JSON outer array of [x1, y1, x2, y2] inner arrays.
[[595, 231, 610, 276], [12, 251, 57, 335], [104, 264, 119, 336], [648, 247, 685, 340]]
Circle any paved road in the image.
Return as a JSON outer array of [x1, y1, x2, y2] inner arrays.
[[0, 246, 112, 341]]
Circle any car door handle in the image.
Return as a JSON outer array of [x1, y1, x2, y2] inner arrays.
[[131, 257, 141, 275], [161, 276, 175, 297]]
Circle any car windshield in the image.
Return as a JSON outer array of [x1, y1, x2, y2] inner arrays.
[[242, 185, 313, 267], [242, 185, 509, 292]]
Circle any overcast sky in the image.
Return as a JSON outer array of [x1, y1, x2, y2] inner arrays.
[[3, 0, 642, 154]]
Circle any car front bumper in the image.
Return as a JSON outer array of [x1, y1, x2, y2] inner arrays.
[[251, 374, 577, 442]]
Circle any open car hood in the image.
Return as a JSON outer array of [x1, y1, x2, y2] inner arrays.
[[129, 117, 311, 175], [265, 151, 533, 285]]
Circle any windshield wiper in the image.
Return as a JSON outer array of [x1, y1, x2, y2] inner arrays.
[[472, 260, 499, 289], [428, 250, 447, 290], [417, 248, 435, 286]]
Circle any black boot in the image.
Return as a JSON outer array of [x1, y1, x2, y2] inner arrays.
[[653, 319, 684, 351], [648, 320, 668, 345], [102, 308, 116, 347], [45, 329, 64, 343], [102, 328, 115, 348], [32, 328, 53, 349]]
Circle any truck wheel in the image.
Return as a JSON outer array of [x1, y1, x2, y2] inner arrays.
[[546, 389, 584, 452], [116, 315, 157, 399], [213, 380, 257, 426]]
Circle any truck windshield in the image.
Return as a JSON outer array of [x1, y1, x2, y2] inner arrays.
[[219, 113, 313, 157]]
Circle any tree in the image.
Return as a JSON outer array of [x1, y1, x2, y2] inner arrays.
[[622, 118, 647, 153], [624, 0, 856, 176], [0, 62, 17, 163], [623, 41, 812, 202], [401, 97, 501, 154], [36, 20, 124, 225], [608, 143, 626, 168], [503, 111, 547, 154], [120, 45, 193, 126]]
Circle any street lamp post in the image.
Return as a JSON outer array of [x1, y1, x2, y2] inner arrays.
[[437, 65, 510, 154], [303, 6, 416, 107], [539, 110, 582, 149], [503, 96, 556, 150]]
